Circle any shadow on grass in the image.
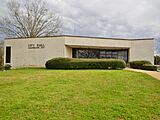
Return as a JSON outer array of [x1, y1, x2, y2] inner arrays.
[[13, 67, 126, 71], [14, 67, 46, 70]]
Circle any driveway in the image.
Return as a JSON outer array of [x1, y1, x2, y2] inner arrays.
[[125, 68, 160, 80]]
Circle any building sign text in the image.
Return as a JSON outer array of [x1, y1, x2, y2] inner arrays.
[[28, 44, 45, 49]]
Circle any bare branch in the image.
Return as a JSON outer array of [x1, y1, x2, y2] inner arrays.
[[0, 0, 62, 38]]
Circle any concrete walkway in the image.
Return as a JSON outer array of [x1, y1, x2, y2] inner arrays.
[[125, 68, 160, 80]]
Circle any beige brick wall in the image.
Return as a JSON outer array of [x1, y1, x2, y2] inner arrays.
[[64, 45, 72, 58], [130, 40, 154, 64], [65, 37, 131, 48], [4, 36, 154, 68], [4, 37, 65, 68]]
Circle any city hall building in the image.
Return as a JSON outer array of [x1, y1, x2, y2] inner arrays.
[[4, 35, 154, 68]]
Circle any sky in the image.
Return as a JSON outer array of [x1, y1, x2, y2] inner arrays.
[[0, 0, 160, 54], [46, 0, 160, 38]]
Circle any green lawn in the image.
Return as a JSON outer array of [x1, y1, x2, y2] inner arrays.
[[0, 69, 160, 120]]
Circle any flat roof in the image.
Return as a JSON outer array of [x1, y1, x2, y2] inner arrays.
[[5, 35, 154, 41]]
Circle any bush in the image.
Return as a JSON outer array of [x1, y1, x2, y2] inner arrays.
[[0, 58, 3, 66], [0, 48, 3, 66], [45, 58, 126, 69], [4, 64, 12, 70], [129, 60, 157, 71], [141, 64, 157, 71], [154, 56, 160, 65], [0, 65, 4, 71], [0, 64, 12, 71], [129, 61, 152, 69]]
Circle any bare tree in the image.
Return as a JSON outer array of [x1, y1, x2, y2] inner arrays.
[[0, 0, 62, 38], [0, 41, 4, 66]]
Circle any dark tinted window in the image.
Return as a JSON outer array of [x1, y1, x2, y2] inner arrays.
[[6, 46, 11, 63], [73, 48, 129, 62]]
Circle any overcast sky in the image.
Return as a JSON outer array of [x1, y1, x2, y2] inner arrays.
[[0, 0, 160, 54], [48, 0, 160, 39]]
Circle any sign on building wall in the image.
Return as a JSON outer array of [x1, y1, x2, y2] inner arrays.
[[28, 44, 45, 49]]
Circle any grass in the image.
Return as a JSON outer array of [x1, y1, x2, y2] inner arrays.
[[0, 69, 160, 120]]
